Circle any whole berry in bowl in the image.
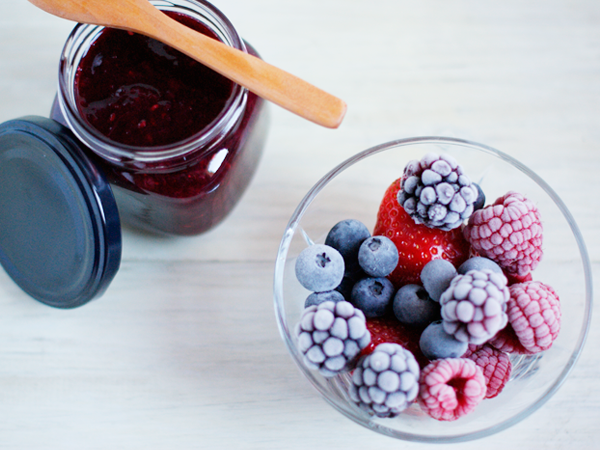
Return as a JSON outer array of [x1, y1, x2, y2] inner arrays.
[[358, 235, 399, 277], [392, 284, 441, 327], [439, 269, 510, 345], [351, 277, 395, 318], [419, 320, 468, 360], [295, 301, 371, 377], [397, 153, 479, 230], [418, 358, 487, 421], [420, 259, 458, 302], [325, 219, 371, 277], [463, 191, 543, 278], [373, 177, 470, 288], [349, 343, 420, 418], [295, 244, 345, 293]]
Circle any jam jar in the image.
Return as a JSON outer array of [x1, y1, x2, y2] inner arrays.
[[51, 0, 269, 236]]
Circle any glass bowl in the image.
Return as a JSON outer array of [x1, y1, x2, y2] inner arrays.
[[273, 137, 592, 443]]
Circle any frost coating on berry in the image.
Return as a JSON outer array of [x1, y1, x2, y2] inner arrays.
[[397, 153, 479, 230], [421, 259, 458, 302], [463, 344, 512, 398], [393, 284, 440, 326], [348, 343, 420, 418], [358, 236, 399, 277], [351, 277, 395, 318], [325, 219, 371, 277], [295, 244, 345, 292], [419, 321, 468, 360], [418, 358, 487, 421], [502, 281, 561, 353], [440, 269, 509, 345], [295, 301, 371, 377], [463, 191, 543, 277]]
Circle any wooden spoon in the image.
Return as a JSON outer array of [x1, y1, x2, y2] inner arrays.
[[27, 0, 347, 128]]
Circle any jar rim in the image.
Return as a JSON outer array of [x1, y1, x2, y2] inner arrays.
[[56, 0, 247, 163]]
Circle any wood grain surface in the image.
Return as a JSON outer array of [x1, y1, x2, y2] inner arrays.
[[0, 0, 598, 449]]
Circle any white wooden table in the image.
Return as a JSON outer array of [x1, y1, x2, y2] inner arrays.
[[1, 0, 598, 448]]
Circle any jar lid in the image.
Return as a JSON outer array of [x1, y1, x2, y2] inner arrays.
[[0, 116, 122, 308]]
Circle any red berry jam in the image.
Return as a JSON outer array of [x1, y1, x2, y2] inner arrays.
[[53, 0, 268, 235], [74, 12, 234, 147]]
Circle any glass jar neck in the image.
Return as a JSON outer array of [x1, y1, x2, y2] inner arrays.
[[56, 0, 247, 167]]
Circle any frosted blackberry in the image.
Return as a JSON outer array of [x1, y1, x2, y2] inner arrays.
[[295, 244, 345, 292], [295, 301, 371, 377], [440, 269, 510, 345], [348, 343, 420, 418], [397, 153, 479, 230]]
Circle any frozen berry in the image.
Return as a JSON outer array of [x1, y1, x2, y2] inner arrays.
[[418, 358, 486, 421], [295, 244, 345, 292], [325, 219, 371, 277], [397, 153, 479, 230], [420, 259, 457, 302], [351, 277, 395, 318], [348, 343, 420, 418], [463, 344, 512, 398], [463, 191, 543, 278], [440, 269, 509, 345], [392, 284, 440, 326], [472, 182, 486, 212], [295, 301, 371, 377], [374, 177, 470, 288], [457, 256, 502, 275], [419, 321, 468, 360], [361, 315, 429, 368], [358, 236, 399, 277], [502, 281, 561, 353], [305, 290, 345, 308]]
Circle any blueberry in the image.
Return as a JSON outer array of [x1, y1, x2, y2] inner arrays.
[[472, 182, 486, 211], [351, 277, 395, 318], [358, 236, 399, 278], [457, 256, 502, 275], [392, 284, 441, 326], [295, 244, 345, 292], [305, 290, 345, 308], [419, 320, 468, 360], [420, 259, 457, 302], [325, 219, 371, 276], [334, 271, 365, 300]]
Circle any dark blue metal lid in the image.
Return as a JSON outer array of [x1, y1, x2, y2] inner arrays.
[[0, 116, 121, 308]]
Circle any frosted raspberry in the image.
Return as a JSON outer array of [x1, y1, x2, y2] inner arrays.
[[463, 191, 543, 277], [418, 358, 486, 421], [440, 269, 509, 345], [463, 344, 512, 398], [489, 323, 533, 354], [498, 281, 561, 354], [397, 153, 479, 231]]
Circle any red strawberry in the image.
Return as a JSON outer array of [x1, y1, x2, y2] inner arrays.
[[361, 315, 429, 368], [373, 178, 471, 288]]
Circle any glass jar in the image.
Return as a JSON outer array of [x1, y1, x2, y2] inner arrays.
[[51, 0, 268, 236]]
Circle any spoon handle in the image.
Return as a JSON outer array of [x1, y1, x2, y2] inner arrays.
[[145, 14, 347, 129], [28, 0, 347, 128]]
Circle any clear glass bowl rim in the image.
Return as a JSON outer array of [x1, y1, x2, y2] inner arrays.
[[273, 136, 593, 443]]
